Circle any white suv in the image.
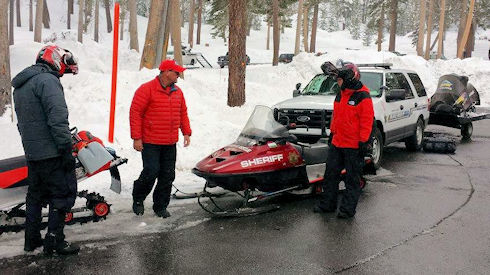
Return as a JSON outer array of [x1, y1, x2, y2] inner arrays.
[[273, 63, 430, 168]]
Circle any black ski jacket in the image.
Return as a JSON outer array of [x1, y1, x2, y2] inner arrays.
[[12, 64, 72, 161]]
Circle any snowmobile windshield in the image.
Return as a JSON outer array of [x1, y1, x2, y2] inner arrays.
[[360, 72, 383, 97], [236, 105, 290, 146], [301, 74, 340, 96]]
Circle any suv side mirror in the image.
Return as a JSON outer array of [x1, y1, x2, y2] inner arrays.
[[386, 89, 406, 102]]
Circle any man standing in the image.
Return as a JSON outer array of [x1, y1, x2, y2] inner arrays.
[[314, 63, 374, 218], [12, 45, 80, 255], [130, 59, 191, 218]]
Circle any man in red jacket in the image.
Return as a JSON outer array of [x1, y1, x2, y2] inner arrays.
[[130, 59, 192, 218], [314, 63, 374, 218]]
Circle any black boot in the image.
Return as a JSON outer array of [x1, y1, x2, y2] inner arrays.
[[133, 201, 144, 216], [24, 237, 43, 252], [44, 233, 80, 256]]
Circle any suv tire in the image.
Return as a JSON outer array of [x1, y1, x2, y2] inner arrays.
[[372, 127, 383, 169], [405, 118, 424, 151]]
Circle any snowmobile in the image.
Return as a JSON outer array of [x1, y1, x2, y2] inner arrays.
[[192, 105, 376, 217], [0, 128, 127, 235], [428, 74, 489, 140]]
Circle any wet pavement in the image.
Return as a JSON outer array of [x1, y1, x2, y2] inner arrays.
[[1, 114, 490, 274]]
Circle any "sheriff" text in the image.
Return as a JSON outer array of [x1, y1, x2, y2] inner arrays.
[[240, 154, 284, 168]]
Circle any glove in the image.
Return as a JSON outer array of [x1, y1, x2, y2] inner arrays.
[[358, 141, 370, 158], [59, 143, 76, 172], [328, 134, 334, 145]]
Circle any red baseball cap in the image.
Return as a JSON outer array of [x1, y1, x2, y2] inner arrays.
[[159, 59, 186, 73]]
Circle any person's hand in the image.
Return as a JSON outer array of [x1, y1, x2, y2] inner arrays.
[[133, 139, 143, 152], [328, 134, 334, 145], [184, 135, 190, 147], [358, 141, 370, 158], [59, 143, 76, 172]]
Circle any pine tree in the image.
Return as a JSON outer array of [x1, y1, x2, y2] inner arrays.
[[227, 0, 246, 107], [0, 0, 11, 117], [208, 0, 229, 41]]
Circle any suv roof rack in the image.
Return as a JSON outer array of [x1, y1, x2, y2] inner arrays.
[[356, 63, 393, 69]]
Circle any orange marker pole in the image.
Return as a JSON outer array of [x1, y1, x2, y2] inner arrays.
[[108, 3, 120, 143]]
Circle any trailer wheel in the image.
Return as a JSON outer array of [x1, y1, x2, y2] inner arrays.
[[405, 118, 424, 152], [461, 122, 473, 140]]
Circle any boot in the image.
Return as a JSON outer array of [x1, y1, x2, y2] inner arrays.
[[133, 201, 144, 216], [44, 233, 80, 256], [24, 237, 43, 252], [154, 208, 171, 218]]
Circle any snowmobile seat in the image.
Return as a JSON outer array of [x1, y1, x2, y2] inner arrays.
[[301, 143, 329, 165]]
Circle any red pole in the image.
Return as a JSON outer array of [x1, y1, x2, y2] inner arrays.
[[108, 3, 119, 143]]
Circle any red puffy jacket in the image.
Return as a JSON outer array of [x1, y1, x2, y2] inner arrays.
[[130, 77, 192, 145], [330, 85, 374, 149]]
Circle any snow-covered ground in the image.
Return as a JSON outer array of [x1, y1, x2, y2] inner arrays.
[[0, 0, 489, 258]]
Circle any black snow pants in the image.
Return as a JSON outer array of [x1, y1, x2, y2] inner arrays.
[[132, 143, 176, 212], [25, 157, 77, 244], [318, 145, 363, 216]]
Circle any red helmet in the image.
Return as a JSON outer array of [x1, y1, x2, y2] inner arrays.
[[36, 45, 79, 76], [338, 63, 360, 82]]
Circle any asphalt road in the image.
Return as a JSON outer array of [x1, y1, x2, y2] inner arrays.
[[1, 113, 490, 274]]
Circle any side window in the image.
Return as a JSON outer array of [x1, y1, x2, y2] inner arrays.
[[408, 73, 427, 97], [386, 73, 414, 100], [396, 74, 414, 99]]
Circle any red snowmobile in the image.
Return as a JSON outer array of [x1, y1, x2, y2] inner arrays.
[[192, 105, 375, 217], [0, 128, 127, 234]]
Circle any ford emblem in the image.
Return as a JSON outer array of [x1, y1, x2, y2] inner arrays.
[[297, 116, 310, 123]]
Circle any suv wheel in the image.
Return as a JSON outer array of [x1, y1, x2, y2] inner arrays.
[[405, 118, 424, 151], [371, 127, 383, 169]]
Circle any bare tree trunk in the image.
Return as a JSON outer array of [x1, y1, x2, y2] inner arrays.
[[266, 20, 270, 50], [69, 0, 73, 13], [188, 0, 194, 48], [29, 0, 33, 31], [16, 0, 21, 27], [0, 0, 11, 117], [104, 0, 112, 33], [196, 0, 202, 45], [156, 0, 169, 63], [310, 3, 318, 53], [94, 0, 99, 42], [377, 3, 384, 52], [84, 0, 93, 32], [140, 0, 164, 69], [464, 19, 475, 58], [34, 0, 43, 42], [437, 0, 445, 59], [416, 0, 426, 56], [424, 0, 433, 60], [170, 0, 183, 69], [388, 0, 398, 52], [78, 0, 83, 42], [9, 0, 14, 45], [294, 0, 303, 55], [228, 0, 246, 107], [129, 0, 138, 51], [42, 0, 49, 28], [302, 4, 309, 52], [457, 0, 466, 55], [457, 0, 474, 58], [161, 4, 171, 61], [67, 0, 71, 29], [120, 5, 125, 41], [272, 0, 279, 66]]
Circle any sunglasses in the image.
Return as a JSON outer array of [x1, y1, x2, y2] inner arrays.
[[170, 70, 180, 76]]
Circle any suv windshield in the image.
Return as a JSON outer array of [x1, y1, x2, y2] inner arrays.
[[235, 105, 290, 146], [301, 74, 340, 96], [360, 72, 383, 97]]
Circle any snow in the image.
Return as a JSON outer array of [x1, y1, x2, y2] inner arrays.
[[1, 0, 489, 258]]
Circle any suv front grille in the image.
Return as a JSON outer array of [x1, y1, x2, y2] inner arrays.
[[275, 108, 332, 134]]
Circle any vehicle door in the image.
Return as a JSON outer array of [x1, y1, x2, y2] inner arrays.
[[383, 72, 414, 142], [407, 73, 429, 123]]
